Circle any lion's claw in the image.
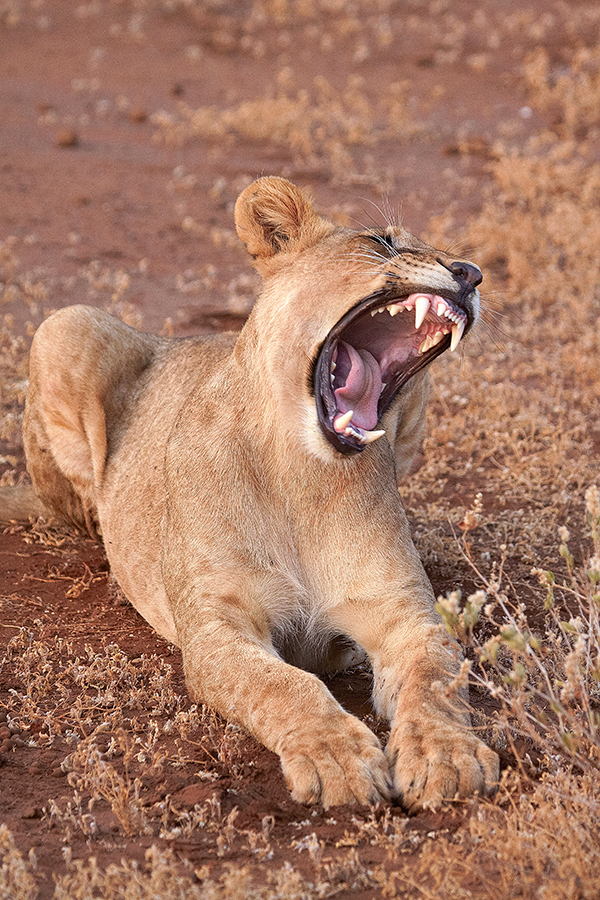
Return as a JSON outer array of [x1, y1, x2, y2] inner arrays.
[[387, 719, 499, 812], [279, 716, 392, 809]]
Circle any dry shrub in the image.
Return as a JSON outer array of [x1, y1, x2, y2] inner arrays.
[[0, 825, 37, 900], [437, 488, 600, 773], [0, 240, 30, 447], [52, 846, 266, 899], [65, 730, 154, 837], [472, 140, 600, 318], [525, 44, 600, 140], [1, 634, 185, 738], [0, 316, 28, 449], [153, 72, 418, 185], [390, 770, 600, 900], [51, 841, 393, 899]]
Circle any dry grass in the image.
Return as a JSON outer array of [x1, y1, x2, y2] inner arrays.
[[152, 71, 419, 186]]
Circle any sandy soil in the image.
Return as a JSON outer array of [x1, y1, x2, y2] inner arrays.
[[1, 2, 599, 898]]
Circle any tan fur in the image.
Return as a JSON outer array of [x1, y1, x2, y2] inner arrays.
[[17, 177, 498, 809]]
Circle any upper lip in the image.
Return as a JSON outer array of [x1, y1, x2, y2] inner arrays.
[[313, 283, 476, 455]]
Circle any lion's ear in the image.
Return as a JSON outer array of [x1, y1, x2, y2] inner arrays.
[[234, 177, 333, 276]]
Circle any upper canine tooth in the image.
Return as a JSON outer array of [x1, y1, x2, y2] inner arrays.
[[414, 294, 430, 329], [450, 319, 466, 351], [334, 409, 354, 432], [359, 428, 386, 444]]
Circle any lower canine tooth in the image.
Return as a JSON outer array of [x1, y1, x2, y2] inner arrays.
[[359, 428, 386, 444], [450, 319, 466, 351], [334, 409, 354, 432]]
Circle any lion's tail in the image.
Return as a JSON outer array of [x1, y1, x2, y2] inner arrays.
[[0, 484, 47, 522]]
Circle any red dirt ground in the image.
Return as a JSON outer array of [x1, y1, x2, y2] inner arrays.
[[0, 1, 595, 896]]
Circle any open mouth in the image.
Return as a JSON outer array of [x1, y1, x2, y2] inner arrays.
[[314, 287, 474, 454]]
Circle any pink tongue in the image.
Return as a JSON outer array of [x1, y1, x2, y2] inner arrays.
[[334, 342, 382, 430]]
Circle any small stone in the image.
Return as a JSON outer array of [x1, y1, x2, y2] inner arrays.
[[128, 107, 148, 123], [56, 129, 79, 148], [22, 806, 43, 820]]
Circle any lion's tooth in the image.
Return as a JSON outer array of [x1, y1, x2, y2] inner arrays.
[[359, 428, 386, 444], [418, 334, 432, 354], [387, 303, 403, 316], [419, 330, 446, 354], [370, 308, 378, 317], [334, 409, 354, 432], [450, 319, 466, 351], [414, 294, 430, 329], [330, 359, 336, 372], [437, 300, 447, 316]]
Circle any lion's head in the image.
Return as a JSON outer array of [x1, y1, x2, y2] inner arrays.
[[235, 176, 480, 457]]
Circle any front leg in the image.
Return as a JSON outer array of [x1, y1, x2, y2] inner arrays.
[[335, 586, 499, 811], [376, 623, 498, 811], [174, 598, 392, 809]]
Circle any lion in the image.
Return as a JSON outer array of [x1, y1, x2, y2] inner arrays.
[[4, 176, 498, 810]]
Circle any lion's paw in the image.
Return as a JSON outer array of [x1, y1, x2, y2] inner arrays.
[[278, 715, 392, 809], [387, 719, 499, 813]]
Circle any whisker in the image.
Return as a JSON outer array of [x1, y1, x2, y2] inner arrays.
[[357, 199, 391, 227], [443, 238, 474, 258], [473, 319, 509, 354], [381, 194, 400, 229], [338, 247, 391, 267]]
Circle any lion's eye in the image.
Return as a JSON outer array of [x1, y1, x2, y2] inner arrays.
[[367, 233, 398, 256]]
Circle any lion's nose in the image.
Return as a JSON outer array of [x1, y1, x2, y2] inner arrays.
[[449, 261, 482, 288]]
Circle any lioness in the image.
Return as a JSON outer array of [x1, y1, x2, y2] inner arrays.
[[7, 177, 498, 810]]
